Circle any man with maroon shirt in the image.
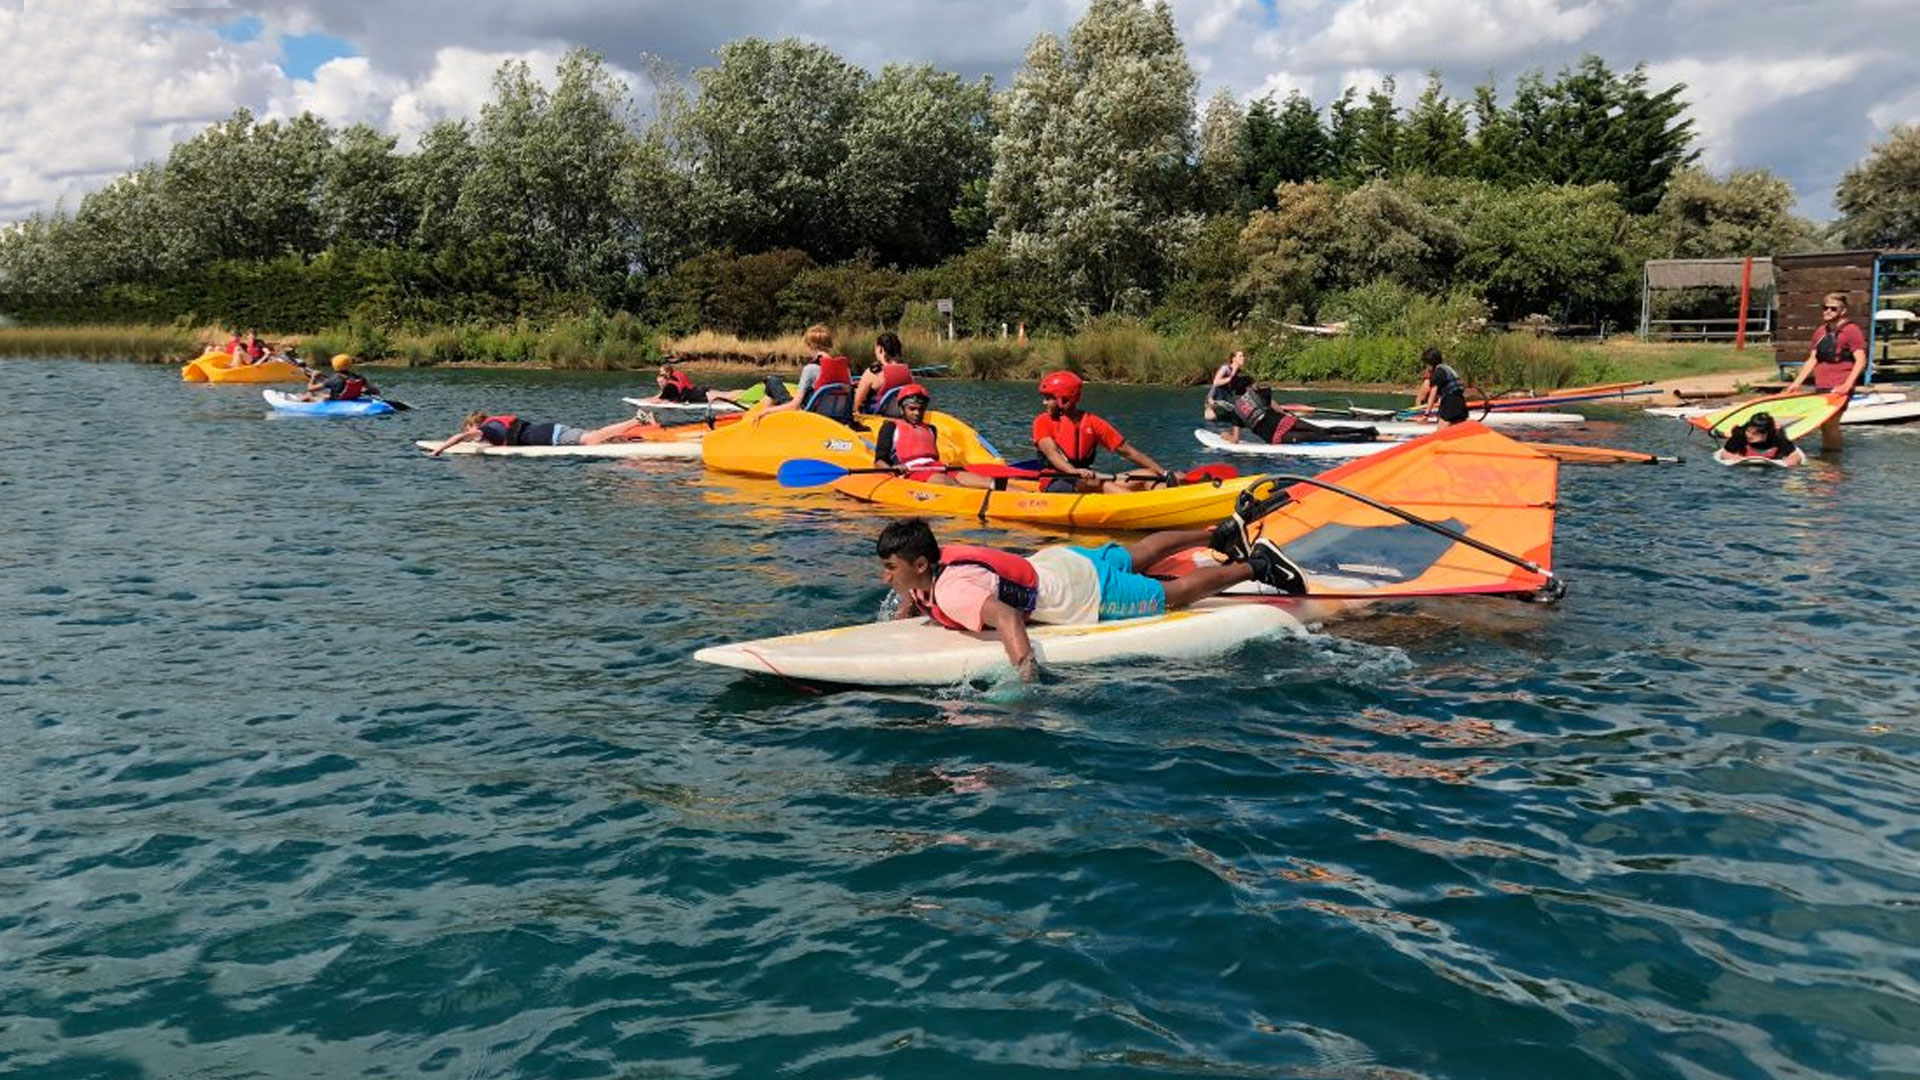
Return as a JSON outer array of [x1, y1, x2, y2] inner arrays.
[[1031, 371, 1172, 493], [1784, 292, 1869, 446]]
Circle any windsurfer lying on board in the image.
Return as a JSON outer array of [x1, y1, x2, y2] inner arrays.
[[877, 510, 1302, 681], [1412, 346, 1469, 426], [872, 384, 994, 488], [1714, 412, 1805, 466], [1033, 371, 1175, 493], [427, 412, 646, 455]]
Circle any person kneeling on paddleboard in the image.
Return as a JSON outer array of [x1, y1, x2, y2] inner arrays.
[[301, 354, 378, 402], [427, 411, 651, 456], [1033, 371, 1175, 494], [876, 515, 1304, 681], [1413, 347, 1469, 426], [872, 385, 993, 489], [1715, 412, 1805, 466]]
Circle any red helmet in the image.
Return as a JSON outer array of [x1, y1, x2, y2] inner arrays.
[[1039, 370, 1082, 407], [898, 382, 932, 405]]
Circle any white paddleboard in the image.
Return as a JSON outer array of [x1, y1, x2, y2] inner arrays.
[[622, 396, 746, 417], [1714, 450, 1798, 468], [415, 439, 699, 459], [1307, 410, 1582, 428], [1195, 428, 1392, 459], [694, 600, 1316, 686]]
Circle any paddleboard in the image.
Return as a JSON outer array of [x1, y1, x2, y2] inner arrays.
[[1714, 449, 1799, 468], [694, 600, 1319, 686], [623, 396, 746, 418], [1302, 409, 1583, 428], [1195, 428, 1394, 459], [415, 439, 699, 459], [1691, 392, 1849, 440], [1651, 391, 1917, 425], [264, 390, 395, 417]]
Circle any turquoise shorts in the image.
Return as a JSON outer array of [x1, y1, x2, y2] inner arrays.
[[1068, 543, 1167, 620]]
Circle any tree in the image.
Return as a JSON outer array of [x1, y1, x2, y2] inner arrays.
[[1236, 181, 1342, 321], [1194, 89, 1245, 214], [1474, 57, 1697, 214], [457, 49, 645, 299], [672, 38, 869, 259], [1398, 73, 1471, 177], [987, 0, 1198, 315], [1239, 92, 1329, 206], [1450, 181, 1648, 321], [1655, 166, 1819, 258], [1835, 125, 1920, 249], [321, 124, 414, 250], [835, 64, 995, 266], [1346, 78, 1400, 180], [1325, 88, 1360, 181]]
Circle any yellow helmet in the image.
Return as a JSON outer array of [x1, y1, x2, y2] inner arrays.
[[331, 353, 355, 371]]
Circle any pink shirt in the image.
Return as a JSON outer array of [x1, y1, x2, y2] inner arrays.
[[922, 565, 997, 631]]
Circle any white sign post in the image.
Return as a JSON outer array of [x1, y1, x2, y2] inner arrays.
[[937, 298, 954, 341]]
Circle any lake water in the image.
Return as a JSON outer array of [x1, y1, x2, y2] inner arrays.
[[6, 357, 1919, 1079]]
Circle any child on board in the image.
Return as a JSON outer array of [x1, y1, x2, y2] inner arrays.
[[1412, 346, 1469, 426], [854, 331, 916, 417], [1031, 371, 1175, 493], [1205, 350, 1247, 441], [875, 512, 1303, 681], [1714, 412, 1805, 466], [871, 384, 993, 488], [427, 412, 649, 455]]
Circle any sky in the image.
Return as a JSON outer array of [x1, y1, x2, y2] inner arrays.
[[1, 0, 1914, 226]]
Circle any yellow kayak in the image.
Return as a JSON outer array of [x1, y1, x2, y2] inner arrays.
[[830, 471, 1263, 530], [181, 351, 306, 383], [701, 406, 1002, 477]]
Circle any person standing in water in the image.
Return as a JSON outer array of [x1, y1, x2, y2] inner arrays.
[[1782, 292, 1869, 447], [1412, 347, 1469, 426]]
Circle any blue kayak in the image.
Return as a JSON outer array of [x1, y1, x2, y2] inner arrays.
[[263, 390, 396, 417]]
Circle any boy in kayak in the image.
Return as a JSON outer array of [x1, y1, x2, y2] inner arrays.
[[1032, 371, 1174, 493], [426, 412, 648, 455], [300, 354, 378, 401], [876, 512, 1302, 681], [872, 384, 993, 488], [1714, 412, 1805, 466], [1412, 347, 1469, 425]]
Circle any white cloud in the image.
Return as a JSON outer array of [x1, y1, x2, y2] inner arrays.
[[1646, 56, 1863, 172], [1307, 0, 1615, 69]]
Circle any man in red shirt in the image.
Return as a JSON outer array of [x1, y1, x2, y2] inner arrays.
[[1031, 371, 1173, 493], [1784, 292, 1869, 446]]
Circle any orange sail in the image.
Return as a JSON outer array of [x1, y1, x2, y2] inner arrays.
[[1245, 422, 1559, 599]]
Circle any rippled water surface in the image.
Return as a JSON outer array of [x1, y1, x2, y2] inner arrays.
[[6, 358, 1919, 1079]]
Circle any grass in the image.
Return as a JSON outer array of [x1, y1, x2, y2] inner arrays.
[[0, 324, 200, 362]]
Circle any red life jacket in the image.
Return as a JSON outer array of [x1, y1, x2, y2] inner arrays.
[[481, 414, 527, 445], [1739, 440, 1788, 459], [247, 339, 266, 359], [916, 544, 1041, 631], [885, 419, 940, 464], [815, 354, 852, 389], [336, 374, 369, 400], [879, 361, 910, 392], [663, 371, 696, 394]]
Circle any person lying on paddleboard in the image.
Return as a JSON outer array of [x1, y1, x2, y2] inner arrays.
[[876, 514, 1302, 681], [1223, 383, 1380, 446], [299, 354, 378, 402], [427, 412, 646, 456], [854, 331, 916, 418], [761, 324, 856, 424], [1714, 412, 1805, 466], [1032, 371, 1175, 493], [872, 384, 993, 489], [1412, 346, 1469, 426], [648, 361, 754, 407], [1205, 350, 1247, 441]]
